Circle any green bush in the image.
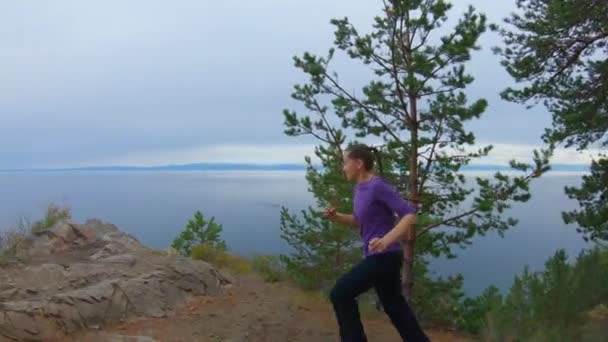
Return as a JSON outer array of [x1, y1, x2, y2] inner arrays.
[[410, 258, 466, 328], [252, 255, 285, 283], [460, 248, 608, 341], [172, 211, 227, 256], [457, 286, 504, 338], [31, 204, 71, 233], [191, 242, 217, 262]]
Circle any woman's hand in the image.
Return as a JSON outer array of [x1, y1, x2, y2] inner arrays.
[[368, 237, 390, 253], [321, 208, 358, 227], [379, 214, 416, 249], [323, 207, 337, 220]]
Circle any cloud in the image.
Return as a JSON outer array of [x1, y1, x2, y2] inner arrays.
[[64, 142, 600, 168], [472, 143, 600, 165], [72, 143, 320, 167], [466, 143, 602, 166], [0, 0, 588, 170]]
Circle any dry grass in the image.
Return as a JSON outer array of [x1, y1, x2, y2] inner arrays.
[[31, 204, 71, 233], [191, 244, 253, 274], [1, 203, 71, 266], [190, 245, 291, 279], [0, 216, 31, 266], [251, 254, 286, 283]]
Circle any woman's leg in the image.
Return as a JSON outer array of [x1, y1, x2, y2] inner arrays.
[[374, 253, 429, 342], [330, 257, 378, 342]]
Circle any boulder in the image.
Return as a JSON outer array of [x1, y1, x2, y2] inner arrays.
[[0, 219, 229, 341]]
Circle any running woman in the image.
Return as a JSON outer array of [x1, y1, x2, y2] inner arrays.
[[324, 144, 429, 342]]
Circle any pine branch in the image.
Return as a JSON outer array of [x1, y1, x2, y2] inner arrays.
[[418, 171, 538, 237], [322, 73, 403, 142], [548, 32, 608, 83], [293, 126, 331, 145], [311, 99, 344, 155], [418, 208, 478, 236], [418, 86, 460, 97], [411, 0, 441, 52], [387, 9, 413, 125]]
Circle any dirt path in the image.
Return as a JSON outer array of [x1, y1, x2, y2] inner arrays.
[[76, 273, 471, 342]]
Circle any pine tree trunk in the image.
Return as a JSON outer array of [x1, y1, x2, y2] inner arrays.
[[402, 15, 419, 302], [403, 100, 418, 301], [402, 237, 416, 302]]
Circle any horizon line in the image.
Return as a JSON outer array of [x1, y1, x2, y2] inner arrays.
[[0, 162, 590, 173]]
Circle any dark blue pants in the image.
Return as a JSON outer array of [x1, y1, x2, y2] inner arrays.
[[330, 251, 429, 342]]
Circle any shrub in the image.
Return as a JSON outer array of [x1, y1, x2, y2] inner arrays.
[[31, 204, 71, 233], [191, 243, 251, 274], [0, 217, 31, 266], [172, 211, 227, 256], [252, 254, 286, 283]]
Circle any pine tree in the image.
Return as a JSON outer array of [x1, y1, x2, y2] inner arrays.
[[282, 0, 550, 301], [280, 145, 362, 290], [172, 211, 227, 256], [495, 0, 608, 242]]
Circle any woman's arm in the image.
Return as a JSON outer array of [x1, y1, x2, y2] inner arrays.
[[369, 214, 416, 253], [333, 213, 359, 227], [323, 208, 358, 227]]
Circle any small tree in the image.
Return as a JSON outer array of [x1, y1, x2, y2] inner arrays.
[[283, 0, 550, 301], [172, 211, 227, 256], [280, 145, 362, 290], [495, 0, 608, 242]]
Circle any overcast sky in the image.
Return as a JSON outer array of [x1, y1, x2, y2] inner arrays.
[[0, 0, 595, 168]]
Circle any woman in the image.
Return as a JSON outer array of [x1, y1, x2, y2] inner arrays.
[[324, 144, 429, 342]]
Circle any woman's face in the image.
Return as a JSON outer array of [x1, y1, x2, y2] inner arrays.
[[342, 152, 364, 182]]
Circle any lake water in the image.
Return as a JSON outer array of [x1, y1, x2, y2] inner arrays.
[[0, 171, 591, 296]]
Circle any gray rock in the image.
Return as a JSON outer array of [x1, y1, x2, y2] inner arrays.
[[0, 219, 229, 341], [100, 254, 137, 266], [90, 242, 128, 260]]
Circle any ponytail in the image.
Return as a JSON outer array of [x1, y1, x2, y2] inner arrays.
[[371, 146, 384, 176]]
